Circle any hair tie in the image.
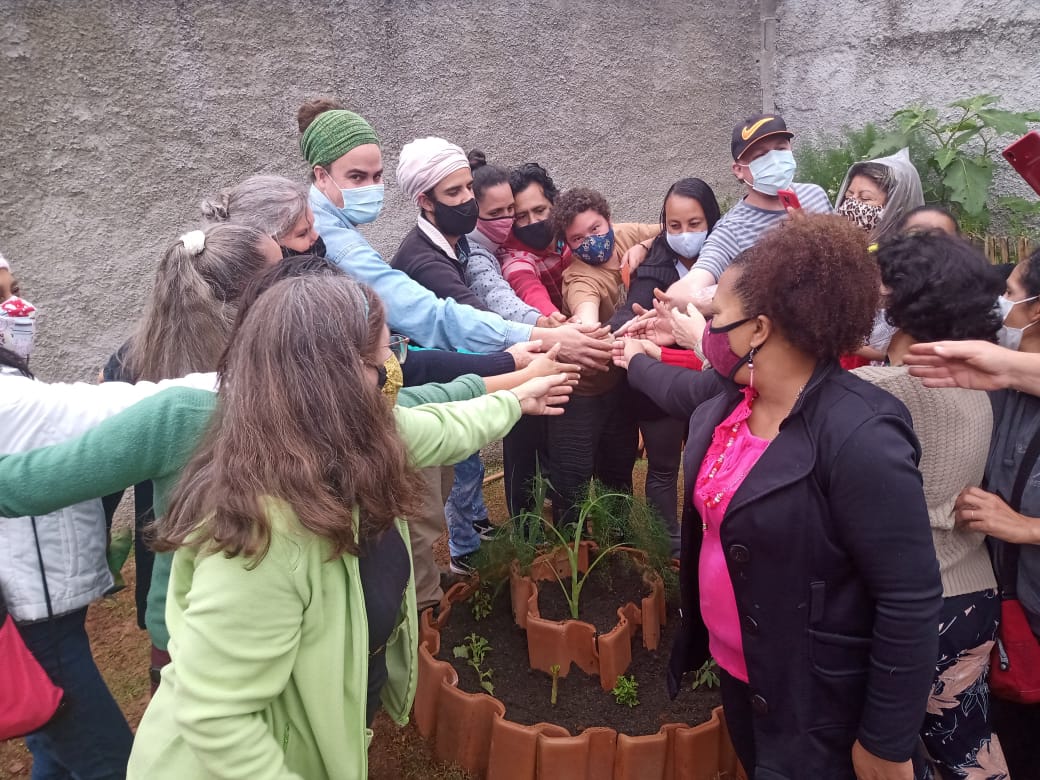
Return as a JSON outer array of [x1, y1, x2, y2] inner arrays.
[[180, 230, 206, 256]]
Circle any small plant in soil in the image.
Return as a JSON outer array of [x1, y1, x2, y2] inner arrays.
[[549, 664, 560, 706], [691, 659, 720, 690], [453, 633, 495, 695], [470, 584, 493, 621], [612, 674, 639, 708]]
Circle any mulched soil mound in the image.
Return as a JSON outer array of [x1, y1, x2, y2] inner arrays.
[[438, 582, 721, 737]]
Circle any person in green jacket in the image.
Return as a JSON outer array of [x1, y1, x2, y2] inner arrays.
[[148, 274, 567, 778]]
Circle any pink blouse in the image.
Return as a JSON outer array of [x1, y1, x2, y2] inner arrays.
[[693, 388, 770, 682]]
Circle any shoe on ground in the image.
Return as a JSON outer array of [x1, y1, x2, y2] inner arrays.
[[449, 552, 476, 576], [472, 518, 496, 540]]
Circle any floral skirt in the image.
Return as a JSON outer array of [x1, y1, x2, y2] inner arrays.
[[922, 589, 1009, 779]]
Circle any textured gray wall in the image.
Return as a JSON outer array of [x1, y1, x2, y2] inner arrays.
[[0, 0, 760, 381], [773, 0, 1040, 182], [5, 1, 1034, 382]]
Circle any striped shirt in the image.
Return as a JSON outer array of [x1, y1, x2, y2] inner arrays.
[[692, 182, 832, 282]]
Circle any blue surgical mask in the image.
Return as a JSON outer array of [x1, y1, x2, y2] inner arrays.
[[666, 230, 708, 259], [745, 149, 797, 197], [572, 226, 616, 266], [339, 183, 384, 225]]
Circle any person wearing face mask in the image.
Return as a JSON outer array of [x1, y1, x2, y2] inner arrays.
[[618, 215, 942, 779], [851, 232, 1008, 777], [606, 178, 721, 553], [546, 188, 659, 524], [464, 150, 557, 327], [297, 101, 612, 372], [661, 114, 832, 309], [918, 248, 1040, 776], [202, 174, 326, 259], [834, 149, 924, 246], [497, 162, 570, 318]]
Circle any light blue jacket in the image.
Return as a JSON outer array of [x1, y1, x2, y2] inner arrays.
[[311, 187, 532, 351]]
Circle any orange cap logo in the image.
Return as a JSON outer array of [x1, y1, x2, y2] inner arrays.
[[740, 117, 774, 141]]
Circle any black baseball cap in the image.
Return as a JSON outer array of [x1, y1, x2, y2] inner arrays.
[[731, 114, 794, 161]]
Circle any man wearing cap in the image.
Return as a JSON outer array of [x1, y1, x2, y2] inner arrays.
[[665, 113, 832, 305], [299, 104, 611, 370]]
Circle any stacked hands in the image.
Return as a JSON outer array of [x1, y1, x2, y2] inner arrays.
[[610, 289, 710, 369], [503, 341, 582, 415]]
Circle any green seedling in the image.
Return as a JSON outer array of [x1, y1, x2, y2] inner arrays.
[[471, 585, 493, 622], [549, 664, 561, 706], [691, 659, 720, 691], [453, 633, 494, 695], [612, 674, 639, 708]]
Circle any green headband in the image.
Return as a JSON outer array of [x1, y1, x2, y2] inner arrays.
[[300, 110, 380, 168]]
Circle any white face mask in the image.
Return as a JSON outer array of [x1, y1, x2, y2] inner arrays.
[[666, 230, 708, 259], [997, 294, 1039, 350], [743, 149, 797, 196]]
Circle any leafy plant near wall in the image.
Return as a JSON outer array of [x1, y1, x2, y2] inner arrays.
[[796, 94, 1040, 237], [453, 633, 495, 695], [611, 674, 639, 707]]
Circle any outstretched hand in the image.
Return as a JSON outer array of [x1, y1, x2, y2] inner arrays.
[[511, 372, 575, 416], [905, 340, 1019, 391], [611, 337, 661, 369], [525, 343, 581, 383]]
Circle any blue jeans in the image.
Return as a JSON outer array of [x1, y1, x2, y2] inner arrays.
[[444, 452, 487, 558], [18, 607, 133, 780]]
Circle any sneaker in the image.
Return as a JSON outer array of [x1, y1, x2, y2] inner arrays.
[[449, 552, 476, 576], [472, 518, 496, 540]]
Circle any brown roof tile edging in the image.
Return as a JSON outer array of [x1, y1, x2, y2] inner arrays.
[[415, 581, 746, 780], [511, 541, 667, 690]]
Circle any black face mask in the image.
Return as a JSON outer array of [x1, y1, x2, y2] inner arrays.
[[431, 197, 479, 237], [513, 219, 554, 251], [280, 235, 327, 259]]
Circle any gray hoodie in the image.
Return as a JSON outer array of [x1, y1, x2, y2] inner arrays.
[[836, 147, 925, 245]]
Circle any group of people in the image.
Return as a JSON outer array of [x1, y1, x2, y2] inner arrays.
[[0, 99, 1037, 780]]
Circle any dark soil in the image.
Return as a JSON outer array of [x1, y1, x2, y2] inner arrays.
[[536, 553, 650, 635], [439, 585, 721, 737]]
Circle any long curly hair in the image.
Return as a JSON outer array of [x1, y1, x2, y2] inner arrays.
[[156, 275, 422, 562]]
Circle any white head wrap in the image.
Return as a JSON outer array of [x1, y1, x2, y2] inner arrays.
[[179, 230, 207, 256], [396, 137, 470, 206]]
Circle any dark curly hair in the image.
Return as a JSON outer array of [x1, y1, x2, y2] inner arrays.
[[878, 232, 1002, 343], [1018, 247, 1040, 297], [729, 215, 879, 361], [508, 162, 559, 203], [551, 188, 611, 243], [895, 204, 960, 236]]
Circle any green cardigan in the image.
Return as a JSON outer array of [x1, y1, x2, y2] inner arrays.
[[0, 375, 486, 650], [126, 388, 522, 780]]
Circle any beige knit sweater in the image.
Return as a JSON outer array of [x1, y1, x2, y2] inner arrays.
[[853, 365, 997, 597]]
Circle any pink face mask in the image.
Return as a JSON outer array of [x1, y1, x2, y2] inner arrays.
[[476, 216, 514, 246], [702, 316, 753, 381]]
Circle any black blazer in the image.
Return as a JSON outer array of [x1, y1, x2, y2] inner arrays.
[[627, 356, 942, 778]]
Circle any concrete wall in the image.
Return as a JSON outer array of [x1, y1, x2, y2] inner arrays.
[[0, 0, 760, 381], [773, 0, 1040, 190], [4, 0, 1035, 381]]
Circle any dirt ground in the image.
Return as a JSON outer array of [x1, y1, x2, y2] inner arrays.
[[0, 462, 664, 780]]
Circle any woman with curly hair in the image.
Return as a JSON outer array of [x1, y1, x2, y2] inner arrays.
[[617, 214, 942, 778], [852, 232, 1008, 777]]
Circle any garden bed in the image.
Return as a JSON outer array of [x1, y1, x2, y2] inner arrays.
[[440, 583, 720, 736]]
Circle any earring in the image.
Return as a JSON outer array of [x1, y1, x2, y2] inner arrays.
[[747, 346, 758, 390]]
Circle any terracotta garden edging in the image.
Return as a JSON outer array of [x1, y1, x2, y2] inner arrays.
[[509, 541, 666, 690], [414, 581, 746, 780]]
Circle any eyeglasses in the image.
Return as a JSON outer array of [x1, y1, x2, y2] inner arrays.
[[388, 335, 409, 364]]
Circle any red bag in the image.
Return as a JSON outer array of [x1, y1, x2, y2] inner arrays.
[[989, 598, 1040, 704], [0, 612, 64, 740]]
